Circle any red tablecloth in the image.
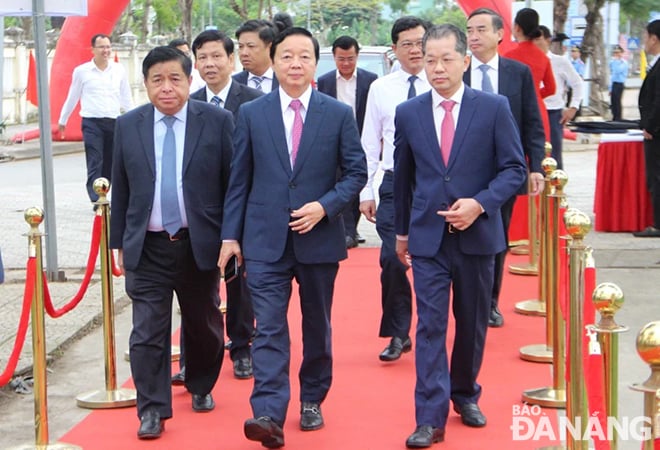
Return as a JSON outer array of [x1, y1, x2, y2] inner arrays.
[[594, 139, 653, 231]]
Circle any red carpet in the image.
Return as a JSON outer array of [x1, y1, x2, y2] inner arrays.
[[62, 249, 561, 449]]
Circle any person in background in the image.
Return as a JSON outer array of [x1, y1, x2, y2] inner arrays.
[[58, 33, 133, 206], [534, 26, 583, 170], [569, 45, 586, 78], [360, 16, 431, 363], [168, 38, 206, 92], [394, 24, 526, 448], [317, 35, 378, 249], [634, 20, 660, 238], [609, 45, 628, 121]]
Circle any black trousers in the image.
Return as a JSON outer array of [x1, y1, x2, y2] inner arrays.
[[644, 137, 660, 228], [610, 82, 624, 122], [126, 231, 224, 419], [548, 109, 564, 170], [490, 195, 516, 308], [81, 117, 115, 202]]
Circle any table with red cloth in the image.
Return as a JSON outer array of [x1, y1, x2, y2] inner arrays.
[[594, 133, 653, 232]]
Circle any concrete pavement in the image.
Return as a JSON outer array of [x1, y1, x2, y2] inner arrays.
[[0, 85, 658, 448]]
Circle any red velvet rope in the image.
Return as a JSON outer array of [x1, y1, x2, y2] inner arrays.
[[42, 215, 102, 318], [0, 258, 36, 387]]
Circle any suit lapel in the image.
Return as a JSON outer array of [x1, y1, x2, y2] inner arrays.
[[183, 101, 203, 174], [263, 91, 292, 176], [224, 83, 240, 115], [447, 86, 477, 169], [328, 72, 337, 98], [137, 106, 156, 177], [292, 90, 324, 176], [497, 57, 516, 97], [415, 93, 444, 170]]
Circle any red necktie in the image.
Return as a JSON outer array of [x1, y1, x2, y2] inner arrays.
[[440, 100, 456, 165], [290, 99, 303, 167]]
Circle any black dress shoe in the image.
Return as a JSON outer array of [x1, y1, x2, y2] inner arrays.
[[405, 425, 445, 448], [345, 235, 358, 249], [233, 357, 253, 379], [488, 306, 504, 327], [453, 403, 487, 427], [192, 393, 215, 412], [300, 401, 324, 431], [379, 336, 412, 361], [356, 233, 366, 244], [171, 368, 185, 386], [244, 416, 285, 448], [137, 410, 164, 440], [633, 226, 660, 237]]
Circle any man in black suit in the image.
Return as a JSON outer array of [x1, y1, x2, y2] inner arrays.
[[165, 30, 262, 383], [464, 8, 545, 327], [110, 46, 232, 439], [233, 19, 283, 93], [634, 19, 660, 238], [317, 35, 378, 249]]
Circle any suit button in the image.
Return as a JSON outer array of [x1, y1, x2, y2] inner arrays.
[[289, 182, 296, 189], [444, 176, 451, 182], [440, 203, 448, 209]]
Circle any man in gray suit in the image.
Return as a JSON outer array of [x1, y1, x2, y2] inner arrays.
[[110, 46, 233, 440]]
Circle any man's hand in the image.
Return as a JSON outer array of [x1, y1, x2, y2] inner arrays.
[[528, 172, 545, 196], [560, 107, 577, 125], [436, 198, 482, 231], [395, 239, 411, 267], [218, 241, 242, 277], [116, 249, 125, 276], [359, 200, 377, 223], [289, 201, 326, 234], [643, 129, 653, 140]]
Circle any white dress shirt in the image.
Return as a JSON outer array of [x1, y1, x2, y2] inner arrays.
[[148, 104, 189, 232], [470, 54, 500, 94], [249, 67, 275, 93], [279, 86, 312, 166], [360, 69, 430, 202], [58, 59, 133, 125], [205, 79, 233, 106], [336, 70, 357, 117], [545, 51, 583, 110]]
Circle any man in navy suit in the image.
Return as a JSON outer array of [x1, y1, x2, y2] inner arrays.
[[464, 8, 546, 327], [317, 35, 378, 249], [110, 47, 232, 439], [233, 19, 284, 93], [219, 27, 366, 448], [393, 25, 526, 448]]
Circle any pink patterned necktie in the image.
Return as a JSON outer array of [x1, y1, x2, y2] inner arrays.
[[440, 100, 456, 165], [290, 99, 303, 167]]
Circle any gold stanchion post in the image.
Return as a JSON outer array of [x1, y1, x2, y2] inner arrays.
[[522, 170, 568, 406], [76, 179, 136, 409], [630, 321, 660, 450], [8, 207, 82, 450], [591, 281, 627, 450]]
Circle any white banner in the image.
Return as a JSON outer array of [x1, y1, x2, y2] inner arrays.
[[0, 0, 87, 16]]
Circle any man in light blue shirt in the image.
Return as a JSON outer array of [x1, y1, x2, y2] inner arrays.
[[609, 45, 628, 121]]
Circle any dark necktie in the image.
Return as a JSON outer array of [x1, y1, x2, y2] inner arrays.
[[407, 75, 418, 99], [290, 99, 303, 167], [479, 64, 494, 93], [161, 116, 182, 235], [440, 100, 456, 165], [252, 76, 264, 91], [210, 95, 222, 107]]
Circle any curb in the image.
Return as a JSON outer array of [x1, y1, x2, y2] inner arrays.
[[0, 142, 85, 163]]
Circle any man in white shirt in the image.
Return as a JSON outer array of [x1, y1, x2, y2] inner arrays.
[[360, 16, 430, 363], [58, 33, 133, 205], [534, 26, 583, 170]]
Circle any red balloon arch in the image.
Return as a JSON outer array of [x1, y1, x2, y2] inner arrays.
[[50, 0, 514, 141]]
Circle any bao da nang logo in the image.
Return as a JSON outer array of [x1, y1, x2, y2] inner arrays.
[[511, 405, 653, 441]]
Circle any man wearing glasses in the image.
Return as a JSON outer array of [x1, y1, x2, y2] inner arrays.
[[58, 33, 133, 207], [360, 16, 430, 363]]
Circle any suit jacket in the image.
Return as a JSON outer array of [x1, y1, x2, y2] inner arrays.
[[317, 67, 378, 134], [232, 70, 279, 92], [639, 60, 660, 137], [110, 100, 234, 271], [393, 87, 527, 258], [222, 89, 367, 264], [190, 82, 263, 120], [463, 57, 545, 176]]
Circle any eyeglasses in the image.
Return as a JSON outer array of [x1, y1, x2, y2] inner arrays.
[[398, 40, 423, 50]]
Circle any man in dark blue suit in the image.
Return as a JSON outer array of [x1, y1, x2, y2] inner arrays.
[[110, 47, 232, 439], [167, 30, 262, 382], [393, 25, 526, 448], [232, 18, 285, 93], [464, 8, 546, 327], [219, 27, 367, 448], [317, 35, 378, 248]]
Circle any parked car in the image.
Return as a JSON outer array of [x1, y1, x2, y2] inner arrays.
[[315, 45, 396, 80]]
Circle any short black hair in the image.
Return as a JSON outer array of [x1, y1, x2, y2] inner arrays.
[[142, 46, 192, 79], [236, 14, 293, 45], [391, 16, 429, 44], [332, 36, 360, 54], [423, 24, 467, 56], [514, 8, 541, 40], [191, 30, 234, 57], [467, 8, 504, 32], [91, 33, 110, 47], [168, 38, 190, 49], [538, 25, 552, 40], [270, 27, 319, 62], [648, 19, 660, 40]]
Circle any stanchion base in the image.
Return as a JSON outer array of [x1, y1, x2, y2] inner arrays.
[[519, 344, 552, 363], [125, 346, 180, 362], [76, 388, 137, 409], [514, 299, 546, 316], [7, 443, 83, 450], [522, 387, 566, 408], [510, 245, 530, 255], [508, 262, 539, 276]]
